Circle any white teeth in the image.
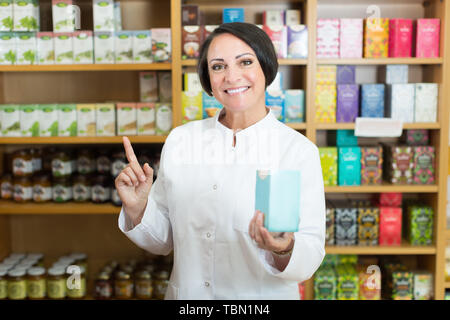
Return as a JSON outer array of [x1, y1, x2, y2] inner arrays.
[[227, 87, 248, 94]]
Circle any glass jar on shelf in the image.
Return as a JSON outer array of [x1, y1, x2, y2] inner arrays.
[[94, 271, 113, 300], [114, 270, 134, 299], [32, 174, 52, 202], [7, 269, 27, 300], [0, 174, 13, 200], [12, 149, 33, 177], [111, 151, 127, 178], [135, 269, 153, 299], [73, 174, 92, 202], [0, 269, 7, 299], [13, 176, 33, 202], [153, 270, 169, 300], [47, 267, 66, 299], [52, 177, 73, 203], [91, 175, 112, 203], [66, 265, 86, 299], [96, 149, 112, 174], [27, 267, 46, 299], [31, 148, 43, 174], [77, 149, 96, 175], [51, 151, 75, 178]]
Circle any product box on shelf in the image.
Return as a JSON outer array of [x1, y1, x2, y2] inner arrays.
[[414, 83, 438, 122], [52, 0, 74, 32], [54, 32, 73, 64], [155, 103, 172, 135], [316, 18, 339, 58], [73, 31, 93, 64], [151, 28, 171, 62], [39, 104, 58, 136], [384, 145, 414, 185], [0, 32, 16, 65], [262, 10, 284, 26], [114, 1, 121, 31], [263, 24, 287, 59], [57, 103, 77, 136], [413, 271, 433, 300], [265, 90, 284, 122], [14, 0, 39, 31], [19, 104, 39, 136], [183, 72, 202, 92], [285, 10, 301, 26], [158, 72, 172, 103], [77, 104, 96, 136], [336, 264, 359, 300], [203, 25, 219, 41], [385, 84, 415, 122], [314, 266, 337, 300], [381, 65, 409, 84], [392, 271, 414, 300], [16, 32, 37, 65], [364, 18, 389, 58], [315, 84, 336, 123], [284, 89, 304, 123], [412, 146, 435, 185], [360, 146, 383, 185], [0, 104, 20, 136], [287, 25, 308, 58], [338, 147, 361, 186], [389, 19, 413, 57], [336, 65, 355, 84], [94, 31, 114, 64], [316, 65, 336, 85], [182, 26, 201, 59], [139, 71, 158, 102], [407, 205, 433, 245], [336, 130, 358, 147], [405, 129, 429, 146], [357, 207, 379, 246], [202, 93, 222, 119], [336, 84, 359, 123], [319, 147, 338, 186], [358, 264, 381, 300], [223, 8, 244, 23], [182, 5, 200, 26], [0, 0, 12, 31], [379, 192, 402, 207], [335, 205, 358, 245], [116, 103, 137, 136], [415, 18, 440, 58], [114, 31, 133, 63], [93, 0, 115, 32], [137, 102, 155, 135], [37, 32, 54, 64], [379, 207, 402, 245], [360, 84, 385, 118], [182, 90, 202, 124], [133, 30, 152, 63], [96, 103, 115, 136], [326, 205, 335, 245], [339, 18, 363, 58]]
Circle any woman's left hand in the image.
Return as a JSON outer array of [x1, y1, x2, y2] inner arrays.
[[248, 210, 294, 253]]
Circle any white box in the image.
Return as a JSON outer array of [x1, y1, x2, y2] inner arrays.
[[117, 103, 137, 135], [0, 0, 13, 31], [39, 104, 58, 136], [285, 9, 301, 26], [77, 104, 96, 136], [94, 31, 114, 63], [114, 1, 122, 31], [139, 71, 158, 102], [133, 30, 152, 63], [13, 0, 39, 31], [0, 104, 20, 136], [37, 32, 54, 64], [54, 32, 73, 64], [158, 71, 172, 102], [114, 30, 133, 63], [137, 102, 155, 135], [16, 32, 37, 65], [414, 83, 438, 122], [58, 104, 77, 136], [151, 28, 171, 62], [96, 103, 115, 136], [52, 0, 75, 32], [183, 72, 201, 92], [73, 31, 93, 64], [93, 0, 114, 31], [263, 10, 284, 26], [20, 104, 40, 136], [0, 32, 16, 64], [386, 84, 415, 122], [155, 103, 172, 135]]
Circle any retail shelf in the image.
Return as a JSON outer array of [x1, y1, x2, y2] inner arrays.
[[315, 122, 440, 130], [317, 58, 443, 65], [0, 201, 121, 215], [326, 242, 437, 255], [287, 123, 307, 130], [0, 135, 167, 144], [181, 58, 308, 66], [0, 63, 172, 72], [446, 230, 450, 239], [325, 184, 439, 193]]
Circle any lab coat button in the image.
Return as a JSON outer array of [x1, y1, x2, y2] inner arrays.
[[205, 281, 210, 287], [213, 184, 217, 190], [206, 232, 211, 238]]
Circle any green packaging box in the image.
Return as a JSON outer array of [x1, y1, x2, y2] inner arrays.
[[319, 147, 338, 186]]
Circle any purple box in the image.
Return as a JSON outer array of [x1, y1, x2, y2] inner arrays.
[[337, 65, 356, 84], [337, 84, 359, 122]]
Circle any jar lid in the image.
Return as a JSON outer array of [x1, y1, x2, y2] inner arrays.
[[16, 261, 36, 268], [48, 267, 65, 276], [57, 256, 76, 264], [13, 149, 29, 156], [97, 271, 110, 280], [27, 267, 46, 276], [65, 265, 85, 274], [69, 253, 87, 260], [135, 270, 151, 280], [8, 253, 26, 260], [154, 270, 169, 280], [115, 270, 131, 280], [3, 257, 20, 264], [0, 269, 7, 276], [26, 253, 44, 260], [8, 268, 26, 277], [0, 263, 12, 270]]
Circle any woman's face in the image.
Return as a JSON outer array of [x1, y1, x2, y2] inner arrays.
[[207, 33, 266, 113]]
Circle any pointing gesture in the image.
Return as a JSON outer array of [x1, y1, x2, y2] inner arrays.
[[115, 136, 154, 226]]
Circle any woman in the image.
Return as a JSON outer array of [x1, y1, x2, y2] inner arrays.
[[116, 22, 325, 299]]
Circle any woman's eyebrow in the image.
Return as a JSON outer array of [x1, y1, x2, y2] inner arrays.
[[209, 52, 255, 64]]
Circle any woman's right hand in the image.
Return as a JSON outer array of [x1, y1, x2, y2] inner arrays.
[[115, 136, 154, 226]]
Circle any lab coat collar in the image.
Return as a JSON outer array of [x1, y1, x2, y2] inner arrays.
[[213, 107, 275, 136]]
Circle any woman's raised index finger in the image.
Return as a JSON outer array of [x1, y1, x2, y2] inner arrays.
[[123, 136, 138, 163]]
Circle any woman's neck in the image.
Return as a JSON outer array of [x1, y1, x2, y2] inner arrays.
[[219, 106, 268, 133]]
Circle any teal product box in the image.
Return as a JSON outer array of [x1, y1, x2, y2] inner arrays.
[[337, 130, 358, 147], [202, 92, 222, 119], [338, 147, 361, 186], [223, 8, 244, 23], [255, 169, 300, 232], [284, 89, 305, 123], [265, 90, 285, 122]]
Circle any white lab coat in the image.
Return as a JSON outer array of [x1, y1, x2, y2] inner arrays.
[[118, 108, 326, 299]]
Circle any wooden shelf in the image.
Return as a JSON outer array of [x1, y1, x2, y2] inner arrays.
[[0, 201, 121, 215], [0, 136, 167, 144], [315, 122, 440, 130], [286, 123, 307, 130], [182, 58, 307, 66], [326, 242, 436, 255], [0, 63, 172, 72], [325, 184, 438, 193], [446, 230, 450, 239], [317, 58, 443, 65]]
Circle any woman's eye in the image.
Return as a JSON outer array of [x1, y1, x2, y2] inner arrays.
[[241, 59, 253, 66], [211, 64, 224, 71]]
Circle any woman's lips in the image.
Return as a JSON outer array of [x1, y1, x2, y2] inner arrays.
[[224, 86, 250, 95]]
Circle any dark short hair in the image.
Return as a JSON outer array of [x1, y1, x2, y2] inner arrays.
[[197, 22, 279, 96]]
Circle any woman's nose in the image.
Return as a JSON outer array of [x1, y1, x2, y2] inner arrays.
[[224, 64, 242, 84]]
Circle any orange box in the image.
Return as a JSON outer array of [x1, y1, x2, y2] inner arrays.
[[364, 18, 389, 58]]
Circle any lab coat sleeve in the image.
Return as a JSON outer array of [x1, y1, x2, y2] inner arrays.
[[260, 143, 326, 281], [118, 143, 173, 256]]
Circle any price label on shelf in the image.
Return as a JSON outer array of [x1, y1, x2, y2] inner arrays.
[[354, 117, 403, 137]]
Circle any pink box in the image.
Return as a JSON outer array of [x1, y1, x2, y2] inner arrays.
[[379, 193, 402, 207], [263, 24, 287, 58], [339, 19, 363, 58], [416, 19, 440, 58], [389, 19, 413, 57], [379, 207, 402, 246], [317, 19, 339, 58]]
